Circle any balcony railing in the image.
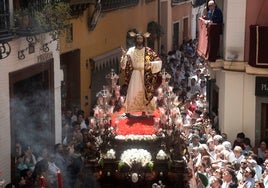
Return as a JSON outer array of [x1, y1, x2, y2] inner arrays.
[[0, 0, 13, 43], [197, 17, 222, 62], [191, 0, 206, 8], [172, 0, 188, 6], [101, 0, 139, 12]]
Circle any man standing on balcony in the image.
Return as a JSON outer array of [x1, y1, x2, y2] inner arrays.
[[120, 32, 162, 117], [206, 0, 223, 24]]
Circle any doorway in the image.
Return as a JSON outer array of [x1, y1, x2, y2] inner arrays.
[[60, 49, 81, 112], [173, 22, 179, 50], [183, 17, 189, 41], [261, 103, 268, 140], [9, 60, 55, 179], [256, 98, 268, 145]]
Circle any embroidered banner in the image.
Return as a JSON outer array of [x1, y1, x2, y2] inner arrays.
[[249, 25, 268, 68]]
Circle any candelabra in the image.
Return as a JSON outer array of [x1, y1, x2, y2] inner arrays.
[[93, 69, 121, 152], [161, 68, 171, 91], [155, 69, 183, 135], [105, 68, 119, 94], [95, 86, 113, 128]]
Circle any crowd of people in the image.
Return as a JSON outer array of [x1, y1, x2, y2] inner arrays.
[[160, 38, 268, 188], [10, 28, 268, 188]]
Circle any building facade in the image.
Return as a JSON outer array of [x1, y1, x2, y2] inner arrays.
[[200, 0, 268, 146]]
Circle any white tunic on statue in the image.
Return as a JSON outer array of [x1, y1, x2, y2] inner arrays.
[[121, 46, 162, 114]]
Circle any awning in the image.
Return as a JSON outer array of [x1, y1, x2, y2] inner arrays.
[[90, 47, 122, 71], [69, 0, 95, 5]]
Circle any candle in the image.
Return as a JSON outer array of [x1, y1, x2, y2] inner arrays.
[[90, 118, 95, 126], [39, 175, 46, 188], [57, 170, 63, 188]]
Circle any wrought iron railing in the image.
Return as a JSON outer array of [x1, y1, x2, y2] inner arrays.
[[0, 1, 12, 59], [0, 0, 12, 40], [101, 0, 139, 12], [172, 0, 188, 5]]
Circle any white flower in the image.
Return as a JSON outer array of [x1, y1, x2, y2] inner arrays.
[[120, 148, 152, 167], [156, 149, 168, 160], [115, 134, 158, 141], [104, 149, 116, 159]]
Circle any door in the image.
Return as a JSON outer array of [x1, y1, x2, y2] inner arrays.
[[9, 60, 55, 179], [60, 49, 81, 112], [183, 17, 189, 41], [261, 103, 268, 140]]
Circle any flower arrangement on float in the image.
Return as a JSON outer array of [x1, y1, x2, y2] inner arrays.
[[103, 149, 116, 159], [115, 134, 159, 141], [156, 149, 169, 160], [119, 148, 153, 169]]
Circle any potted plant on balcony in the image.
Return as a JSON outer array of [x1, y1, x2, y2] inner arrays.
[[14, 2, 71, 35], [35, 2, 71, 34], [14, 8, 32, 29]]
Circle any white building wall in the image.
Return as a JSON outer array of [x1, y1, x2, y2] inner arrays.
[[217, 71, 245, 143], [0, 34, 62, 184], [223, 0, 246, 61], [191, 5, 205, 40], [243, 74, 256, 146], [216, 70, 257, 145]]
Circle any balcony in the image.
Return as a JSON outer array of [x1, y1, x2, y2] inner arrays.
[[197, 17, 222, 62], [101, 0, 139, 12], [0, 0, 13, 59], [171, 0, 189, 6], [0, 0, 13, 42], [13, 1, 71, 37], [191, 0, 206, 8]]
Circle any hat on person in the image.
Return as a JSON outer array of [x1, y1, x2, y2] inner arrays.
[[206, 137, 214, 144], [222, 141, 232, 151], [247, 159, 257, 166]]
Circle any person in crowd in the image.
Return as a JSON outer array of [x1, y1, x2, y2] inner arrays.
[[16, 154, 29, 177], [213, 134, 223, 146], [37, 147, 49, 162], [32, 159, 50, 187], [233, 146, 245, 164], [67, 145, 83, 188], [247, 158, 262, 182], [209, 175, 222, 188], [236, 158, 248, 183], [222, 141, 236, 163], [254, 181, 264, 188], [20, 168, 34, 188], [66, 121, 83, 146], [206, 137, 216, 160], [47, 153, 60, 188], [77, 113, 87, 130], [54, 143, 69, 188], [253, 139, 268, 164], [221, 133, 228, 142], [120, 31, 162, 117], [22, 146, 37, 172], [241, 167, 255, 188], [243, 137, 253, 154], [221, 167, 238, 188], [233, 132, 246, 150]]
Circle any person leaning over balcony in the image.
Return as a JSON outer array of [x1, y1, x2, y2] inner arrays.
[[205, 0, 223, 24]]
